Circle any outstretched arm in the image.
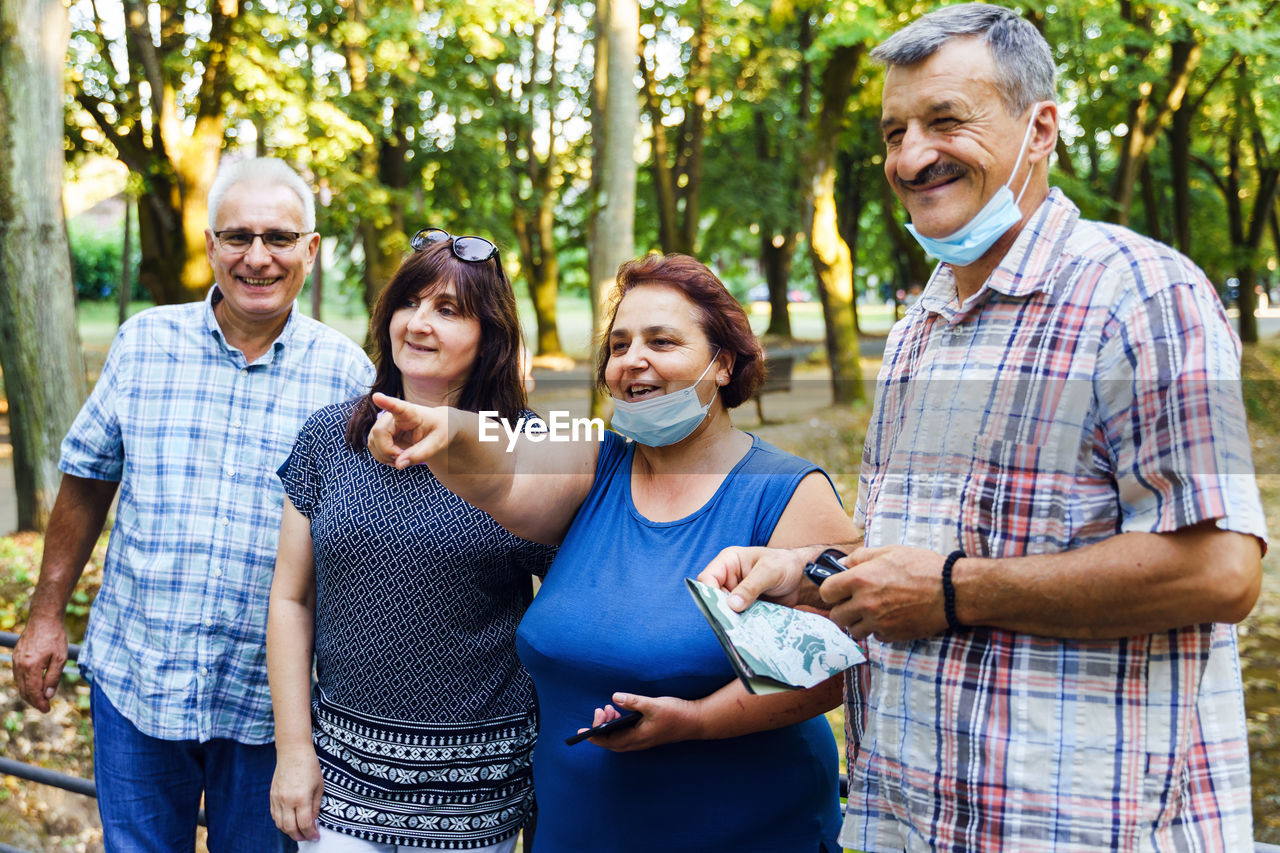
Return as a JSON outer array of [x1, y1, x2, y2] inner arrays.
[[366, 392, 598, 544], [12, 475, 118, 712]]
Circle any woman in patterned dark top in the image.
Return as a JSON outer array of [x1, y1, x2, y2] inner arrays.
[[266, 231, 554, 851]]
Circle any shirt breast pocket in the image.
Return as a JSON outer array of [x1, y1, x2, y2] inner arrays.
[[959, 437, 1070, 558]]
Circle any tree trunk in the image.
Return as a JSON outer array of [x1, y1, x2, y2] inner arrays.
[[361, 218, 403, 314], [1139, 160, 1164, 244], [359, 120, 410, 311], [1111, 98, 1147, 227], [1221, 66, 1280, 344], [311, 235, 324, 322], [114, 0, 233, 303], [1169, 101, 1193, 255], [173, 116, 224, 297], [641, 51, 680, 253], [530, 193, 563, 355], [1110, 34, 1199, 225], [341, 2, 408, 314], [803, 43, 864, 405], [676, 0, 710, 256], [0, 0, 89, 531], [880, 179, 932, 291], [587, 0, 639, 418], [517, 203, 564, 355], [136, 172, 200, 304], [1236, 265, 1259, 343], [639, 0, 707, 256], [118, 194, 133, 326], [752, 106, 795, 340], [760, 231, 794, 339], [510, 4, 565, 358], [836, 149, 865, 338], [1237, 149, 1280, 345], [1270, 198, 1280, 265]]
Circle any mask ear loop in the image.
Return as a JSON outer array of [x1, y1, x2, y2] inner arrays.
[[1011, 102, 1045, 206], [699, 347, 723, 408], [697, 348, 723, 383]]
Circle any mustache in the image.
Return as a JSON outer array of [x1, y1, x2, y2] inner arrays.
[[896, 161, 966, 190]]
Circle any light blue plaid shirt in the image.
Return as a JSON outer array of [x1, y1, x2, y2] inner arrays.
[[61, 287, 373, 743]]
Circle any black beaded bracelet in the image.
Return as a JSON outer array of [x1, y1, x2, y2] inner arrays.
[[942, 549, 966, 632]]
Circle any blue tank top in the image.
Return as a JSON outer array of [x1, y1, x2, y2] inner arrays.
[[517, 431, 842, 852]]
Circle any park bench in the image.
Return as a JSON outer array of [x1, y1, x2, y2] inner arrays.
[[753, 346, 810, 423]]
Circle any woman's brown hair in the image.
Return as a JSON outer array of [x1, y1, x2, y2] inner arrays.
[[594, 253, 764, 408], [345, 238, 528, 451]]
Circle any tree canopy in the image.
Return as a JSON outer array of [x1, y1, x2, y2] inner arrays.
[[52, 0, 1280, 351]]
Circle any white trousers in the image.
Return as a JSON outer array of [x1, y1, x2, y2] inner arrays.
[[298, 826, 519, 853]]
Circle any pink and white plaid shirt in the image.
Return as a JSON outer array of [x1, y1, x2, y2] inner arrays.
[[843, 189, 1267, 852]]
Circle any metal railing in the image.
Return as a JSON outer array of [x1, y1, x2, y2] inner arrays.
[[1, 631, 1279, 852], [0, 629, 207, 852], [0, 630, 94, 801]]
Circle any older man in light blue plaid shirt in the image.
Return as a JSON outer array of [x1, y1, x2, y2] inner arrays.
[[13, 157, 373, 851]]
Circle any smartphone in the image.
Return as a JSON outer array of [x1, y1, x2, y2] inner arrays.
[[564, 710, 643, 745], [803, 548, 848, 584]]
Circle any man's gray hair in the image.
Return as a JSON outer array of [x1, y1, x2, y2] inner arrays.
[[207, 157, 316, 232], [871, 3, 1056, 115]]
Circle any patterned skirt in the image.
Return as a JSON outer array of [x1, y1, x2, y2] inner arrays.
[[311, 693, 537, 849]]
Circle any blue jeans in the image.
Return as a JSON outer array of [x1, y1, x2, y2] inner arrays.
[[91, 680, 296, 853]]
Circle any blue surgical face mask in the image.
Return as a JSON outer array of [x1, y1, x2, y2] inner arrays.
[[611, 351, 721, 447], [905, 105, 1041, 267]]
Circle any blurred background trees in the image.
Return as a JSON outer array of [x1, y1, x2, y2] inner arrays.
[[51, 0, 1280, 338]]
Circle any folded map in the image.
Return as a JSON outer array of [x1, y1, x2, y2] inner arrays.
[[685, 578, 867, 695]]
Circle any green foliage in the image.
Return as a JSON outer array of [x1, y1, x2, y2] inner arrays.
[[0, 534, 42, 632], [67, 221, 138, 302], [0, 531, 106, 638], [58, 0, 1280, 334]]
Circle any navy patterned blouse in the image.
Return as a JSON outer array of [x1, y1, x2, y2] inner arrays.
[[279, 399, 555, 848]]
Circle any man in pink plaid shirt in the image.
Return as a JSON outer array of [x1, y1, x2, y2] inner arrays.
[[701, 4, 1266, 851]]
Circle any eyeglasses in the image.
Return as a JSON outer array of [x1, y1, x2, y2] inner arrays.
[[214, 230, 308, 255], [410, 228, 500, 263]]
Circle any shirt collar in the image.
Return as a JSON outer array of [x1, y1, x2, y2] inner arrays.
[[917, 187, 1080, 317], [985, 187, 1079, 298], [204, 285, 300, 361]]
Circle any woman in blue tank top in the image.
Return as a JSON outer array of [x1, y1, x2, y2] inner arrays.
[[368, 254, 858, 852]]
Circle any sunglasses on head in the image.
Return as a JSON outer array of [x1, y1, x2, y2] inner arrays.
[[411, 228, 500, 264]]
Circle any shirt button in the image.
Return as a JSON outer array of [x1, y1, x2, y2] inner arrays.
[[203, 617, 213, 627], [224, 466, 236, 477], [231, 420, 243, 429], [199, 666, 208, 676], [220, 517, 230, 527], [213, 568, 223, 578]]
